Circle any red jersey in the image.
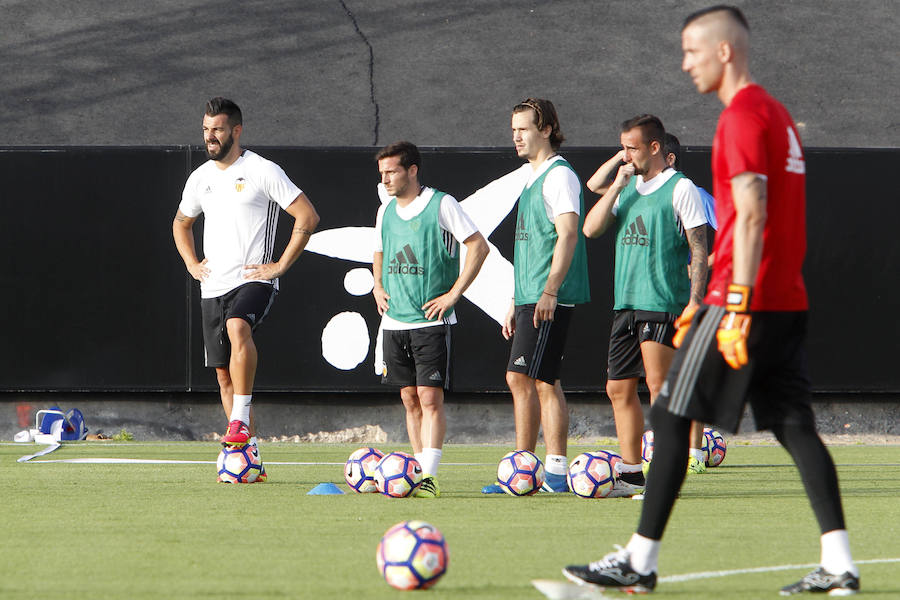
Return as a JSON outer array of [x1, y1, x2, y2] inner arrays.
[[706, 84, 809, 311]]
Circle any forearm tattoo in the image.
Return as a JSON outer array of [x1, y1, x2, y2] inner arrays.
[[687, 226, 709, 305], [293, 228, 314, 236]]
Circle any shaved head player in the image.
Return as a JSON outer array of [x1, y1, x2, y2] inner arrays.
[[564, 6, 858, 595]]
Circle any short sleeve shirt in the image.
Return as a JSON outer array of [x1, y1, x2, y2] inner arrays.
[[179, 150, 301, 298], [708, 84, 808, 311]]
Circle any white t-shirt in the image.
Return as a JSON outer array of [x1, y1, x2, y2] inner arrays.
[[526, 155, 582, 222], [611, 168, 708, 231], [179, 150, 302, 298], [375, 187, 478, 330]]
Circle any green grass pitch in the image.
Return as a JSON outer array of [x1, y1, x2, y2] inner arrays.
[[2, 441, 898, 599]]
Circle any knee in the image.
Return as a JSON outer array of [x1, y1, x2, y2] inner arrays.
[[400, 388, 421, 412], [226, 319, 254, 351], [417, 387, 444, 412], [215, 368, 233, 391], [606, 379, 634, 406]]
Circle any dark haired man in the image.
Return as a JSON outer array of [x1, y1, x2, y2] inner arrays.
[[564, 6, 857, 595], [173, 97, 319, 479], [373, 141, 488, 497], [483, 98, 590, 493], [583, 115, 709, 494]]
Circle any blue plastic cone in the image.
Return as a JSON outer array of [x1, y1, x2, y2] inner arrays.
[[307, 482, 345, 495]]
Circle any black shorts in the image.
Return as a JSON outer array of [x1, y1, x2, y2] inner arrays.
[[506, 304, 573, 384], [655, 304, 814, 434], [382, 326, 451, 388], [607, 310, 678, 380], [200, 283, 276, 368]]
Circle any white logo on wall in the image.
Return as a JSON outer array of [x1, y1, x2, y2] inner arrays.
[[306, 166, 531, 373]]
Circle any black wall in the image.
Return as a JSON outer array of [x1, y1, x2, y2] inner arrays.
[[1, 146, 896, 393]]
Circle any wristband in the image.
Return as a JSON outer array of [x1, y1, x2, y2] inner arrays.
[[725, 283, 752, 313]]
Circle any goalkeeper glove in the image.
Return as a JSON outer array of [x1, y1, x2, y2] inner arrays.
[[673, 304, 698, 348], [717, 283, 752, 369]]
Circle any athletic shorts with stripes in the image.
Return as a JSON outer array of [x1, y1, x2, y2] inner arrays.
[[506, 304, 573, 384], [607, 309, 678, 380], [382, 325, 451, 389], [654, 304, 815, 434], [200, 282, 277, 368]]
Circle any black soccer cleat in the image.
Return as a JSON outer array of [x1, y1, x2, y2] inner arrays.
[[563, 547, 657, 593], [779, 567, 859, 596]]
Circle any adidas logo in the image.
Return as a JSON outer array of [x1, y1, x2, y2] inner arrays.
[[429, 371, 443, 382], [516, 214, 529, 240], [388, 244, 426, 275], [514, 355, 527, 367], [621, 215, 650, 246], [247, 313, 256, 324]]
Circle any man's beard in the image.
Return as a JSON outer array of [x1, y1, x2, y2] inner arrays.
[[206, 134, 234, 160]]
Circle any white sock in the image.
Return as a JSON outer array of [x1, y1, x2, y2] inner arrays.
[[229, 394, 252, 424], [545, 454, 568, 476], [821, 530, 857, 576], [617, 462, 643, 475], [689, 448, 705, 463], [249, 436, 258, 448], [419, 448, 442, 476], [625, 533, 660, 575]]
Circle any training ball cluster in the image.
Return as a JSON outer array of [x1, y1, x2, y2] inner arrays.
[[703, 428, 727, 467], [374, 451, 423, 498], [567, 452, 616, 498], [376, 520, 449, 590], [344, 447, 384, 493], [216, 445, 262, 483], [497, 449, 544, 496]]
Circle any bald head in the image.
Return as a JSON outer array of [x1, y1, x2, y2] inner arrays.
[[681, 5, 752, 102]]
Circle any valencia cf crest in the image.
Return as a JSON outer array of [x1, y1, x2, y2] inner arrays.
[[235, 177, 246, 192]]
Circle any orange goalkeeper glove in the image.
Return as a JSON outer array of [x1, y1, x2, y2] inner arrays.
[[673, 304, 699, 348], [717, 283, 752, 369]]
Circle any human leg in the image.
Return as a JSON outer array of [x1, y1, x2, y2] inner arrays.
[[606, 377, 643, 464], [506, 370, 540, 452], [400, 386, 423, 454]]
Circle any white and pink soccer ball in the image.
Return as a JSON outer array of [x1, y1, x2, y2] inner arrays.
[[497, 449, 544, 496], [703, 428, 727, 467], [374, 451, 423, 498], [344, 447, 384, 493], [376, 520, 449, 590], [567, 452, 616, 498], [216, 445, 262, 483]]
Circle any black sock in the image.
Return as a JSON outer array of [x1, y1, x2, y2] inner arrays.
[[636, 403, 691, 540]]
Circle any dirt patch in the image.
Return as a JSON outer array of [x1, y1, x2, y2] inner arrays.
[[203, 424, 389, 444]]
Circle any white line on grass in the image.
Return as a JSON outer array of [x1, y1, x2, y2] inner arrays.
[[20, 457, 492, 466], [659, 558, 900, 583]]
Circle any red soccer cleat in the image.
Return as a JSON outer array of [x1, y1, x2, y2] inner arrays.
[[222, 420, 250, 447]]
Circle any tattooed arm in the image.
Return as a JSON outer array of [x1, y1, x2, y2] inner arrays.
[[243, 192, 320, 280], [686, 225, 709, 307]]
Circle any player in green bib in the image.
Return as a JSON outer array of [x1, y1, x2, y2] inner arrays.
[[482, 98, 590, 494], [372, 142, 488, 498], [583, 115, 710, 496]]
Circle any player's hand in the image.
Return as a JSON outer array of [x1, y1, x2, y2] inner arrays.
[[422, 291, 460, 321], [533, 291, 557, 327], [188, 258, 209, 282], [501, 301, 516, 340], [673, 303, 699, 348], [373, 286, 390, 316], [716, 284, 752, 369], [613, 162, 635, 189], [243, 262, 283, 280]]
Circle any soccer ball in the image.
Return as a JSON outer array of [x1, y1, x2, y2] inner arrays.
[[376, 520, 449, 590], [641, 430, 654, 463], [374, 451, 423, 498], [567, 452, 615, 498], [497, 450, 544, 496], [345, 447, 384, 493], [593, 449, 623, 475], [216, 445, 262, 483], [703, 428, 727, 467]]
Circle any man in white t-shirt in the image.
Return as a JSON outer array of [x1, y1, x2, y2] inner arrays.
[[583, 114, 709, 495], [373, 141, 488, 498], [483, 98, 591, 494], [173, 97, 319, 475]]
